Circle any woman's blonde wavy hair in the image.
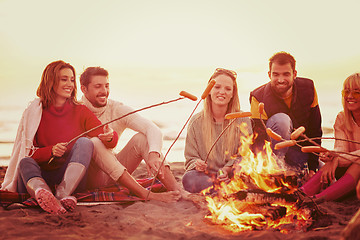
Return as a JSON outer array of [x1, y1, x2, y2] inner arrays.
[[202, 68, 241, 159]]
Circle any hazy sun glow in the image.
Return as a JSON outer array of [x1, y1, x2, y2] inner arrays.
[[0, 0, 359, 105]]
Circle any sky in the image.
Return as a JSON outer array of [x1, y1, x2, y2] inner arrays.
[[0, 0, 360, 104]]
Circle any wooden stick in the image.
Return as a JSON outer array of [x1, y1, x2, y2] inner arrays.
[[204, 118, 236, 164], [297, 136, 360, 146], [257, 103, 318, 160], [301, 146, 360, 165], [204, 112, 252, 164], [257, 102, 360, 168], [48, 93, 195, 164], [145, 80, 216, 201]]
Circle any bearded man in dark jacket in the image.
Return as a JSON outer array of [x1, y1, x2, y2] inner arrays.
[[250, 51, 322, 178]]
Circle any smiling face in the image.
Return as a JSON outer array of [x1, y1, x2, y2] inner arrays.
[[343, 88, 360, 113], [54, 68, 75, 103], [81, 75, 109, 107], [269, 62, 297, 98], [210, 74, 234, 107]]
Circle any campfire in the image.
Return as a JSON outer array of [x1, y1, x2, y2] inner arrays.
[[203, 123, 313, 233]]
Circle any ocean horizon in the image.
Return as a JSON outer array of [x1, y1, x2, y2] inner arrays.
[[0, 67, 344, 166]]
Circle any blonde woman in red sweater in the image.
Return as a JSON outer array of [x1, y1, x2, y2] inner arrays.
[[1, 60, 118, 214]]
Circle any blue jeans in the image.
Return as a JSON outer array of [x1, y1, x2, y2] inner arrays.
[[17, 137, 93, 193], [266, 113, 309, 171], [182, 170, 216, 193]]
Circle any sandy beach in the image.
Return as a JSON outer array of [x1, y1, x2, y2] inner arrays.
[[1, 163, 360, 240]]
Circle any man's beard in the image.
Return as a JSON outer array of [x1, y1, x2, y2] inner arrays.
[[94, 95, 108, 108], [272, 82, 292, 97]]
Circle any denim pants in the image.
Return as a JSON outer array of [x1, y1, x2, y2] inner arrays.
[[266, 113, 309, 171], [17, 137, 93, 193], [182, 169, 236, 193], [182, 170, 215, 193]]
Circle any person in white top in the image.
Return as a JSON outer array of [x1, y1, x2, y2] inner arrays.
[[80, 67, 189, 202]]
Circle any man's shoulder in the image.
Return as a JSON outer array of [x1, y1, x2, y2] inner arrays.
[[250, 82, 270, 99], [106, 99, 131, 111], [295, 77, 315, 86], [251, 82, 268, 92], [106, 99, 135, 118], [107, 98, 124, 107], [294, 77, 316, 94]]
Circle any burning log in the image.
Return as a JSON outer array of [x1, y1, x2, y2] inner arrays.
[[234, 170, 299, 194], [231, 201, 287, 220], [229, 189, 297, 204], [257, 204, 287, 220]]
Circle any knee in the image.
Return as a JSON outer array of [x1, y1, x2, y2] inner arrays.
[[130, 133, 149, 151], [182, 172, 194, 192], [268, 113, 292, 128], [19, 157, 37, 171], [182, 170, 211, 193], [132, 133, 147, 145], [267, 113, 292, 137], [77, 137, 94, 151], [90, 137, 102, 147]]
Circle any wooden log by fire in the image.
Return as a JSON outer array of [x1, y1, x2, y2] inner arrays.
[[228, 189, 298, 204]]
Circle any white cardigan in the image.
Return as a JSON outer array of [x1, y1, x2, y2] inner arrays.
[[0, 99, 42, 192]]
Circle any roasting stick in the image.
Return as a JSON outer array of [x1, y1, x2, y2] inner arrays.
[[289, 126, 360, 165], [258, 102, 318, 177], [257, 102, 306, 151], [145, 80, 216, 201], [257, 102, 316, 152], [258, 102, 290, 144], [204, 112, 252, 164], [274, 129, 360, 166], [300, 146, 360, 166], [273, 125, 360, 166], [258, 102, 267, 130], [297, 137, 360, 146], [48, 91, 197, 164]]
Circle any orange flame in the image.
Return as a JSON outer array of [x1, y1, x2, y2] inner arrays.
[[204, 122, 312, 233]]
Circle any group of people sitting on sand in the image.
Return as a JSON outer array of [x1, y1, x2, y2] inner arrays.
[[1, 51, 359, 214]]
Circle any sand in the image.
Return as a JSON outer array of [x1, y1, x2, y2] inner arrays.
[[1, 163, 360, 240]]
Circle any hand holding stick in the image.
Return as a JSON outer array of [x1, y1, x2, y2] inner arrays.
[[258, 102, 315, 151], [258, 102, 284, 142], [145, 80, 216, 201], [48, 91, 197, 164], [204, 112, 252, 164], [273, 126, 360, 166]]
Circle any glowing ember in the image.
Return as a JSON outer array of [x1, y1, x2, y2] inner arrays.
[[203, 123, 313, 233]]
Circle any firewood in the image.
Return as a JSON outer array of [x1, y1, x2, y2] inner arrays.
[[229, 189, 298, 203]]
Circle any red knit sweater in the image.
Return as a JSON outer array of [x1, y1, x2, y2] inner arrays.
[[32, 101, 118, 170]]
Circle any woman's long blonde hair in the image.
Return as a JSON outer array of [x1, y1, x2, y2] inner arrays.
[[342, 73, 360, 132], [202, 68, 241, 159], [36, 60, 77, 108]]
